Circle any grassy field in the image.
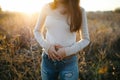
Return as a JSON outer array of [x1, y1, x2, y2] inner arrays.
[[0, 10, 120, 80]]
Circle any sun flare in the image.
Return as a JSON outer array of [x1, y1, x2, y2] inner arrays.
[[0, 0, 120, 13], [0, 0, 52, 14]]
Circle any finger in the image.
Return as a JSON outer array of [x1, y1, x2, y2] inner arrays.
[[57, 51, 63, 60], [55, 45, 63, 48], [48, 52, 52, 59], [48, 54, 50, 59], [54, 46, 59, 51], [55, 44, 63, 49], [53, 49, 57, 54], [54, 53, 61, 61], [52, 53, 60, 61], [51, 50, 59, 61], [48, 52, 55, 61], [50, 53, 55, 61], [52, 50, 60, 61]]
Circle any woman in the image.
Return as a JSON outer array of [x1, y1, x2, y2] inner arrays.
[[33, 0, 90, 80]]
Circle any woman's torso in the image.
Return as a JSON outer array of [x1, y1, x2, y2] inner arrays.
[[44, 4, 76, 47]]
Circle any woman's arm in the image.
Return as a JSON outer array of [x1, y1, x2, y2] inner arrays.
[[64, 8, 90, 56], [33, 5, 51, 54]]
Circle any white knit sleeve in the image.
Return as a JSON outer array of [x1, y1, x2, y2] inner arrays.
[[33, 5, 51, 54], [64, 8, 90, 56]]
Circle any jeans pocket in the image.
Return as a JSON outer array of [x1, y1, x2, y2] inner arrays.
[[41, 53, 55, 70], [41, 68, 49, 80], [41, 68, 47, 74]]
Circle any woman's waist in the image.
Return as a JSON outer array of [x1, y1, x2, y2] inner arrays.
[[46, 32, 76, 47], [46, 38, 75, 47]]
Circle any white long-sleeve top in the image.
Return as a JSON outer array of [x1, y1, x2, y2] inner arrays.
[[33, 4, 90, 56]]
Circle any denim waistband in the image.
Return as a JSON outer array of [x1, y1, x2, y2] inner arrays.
[[42, 51, 77, 63]]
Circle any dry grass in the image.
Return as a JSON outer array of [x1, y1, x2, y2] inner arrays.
[[0, 11, 120, 80]]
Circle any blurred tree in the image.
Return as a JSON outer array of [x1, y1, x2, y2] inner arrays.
[[0, 6, 2, 12], [115, 8, 120, 13]]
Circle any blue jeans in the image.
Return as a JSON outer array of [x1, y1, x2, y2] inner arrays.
[[41, 51, 79, 80]]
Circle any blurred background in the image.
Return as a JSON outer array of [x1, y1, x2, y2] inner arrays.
[[0, 0, 120, 80]]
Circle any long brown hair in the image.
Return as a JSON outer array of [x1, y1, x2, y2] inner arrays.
[[50, 0, 82, 32]]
